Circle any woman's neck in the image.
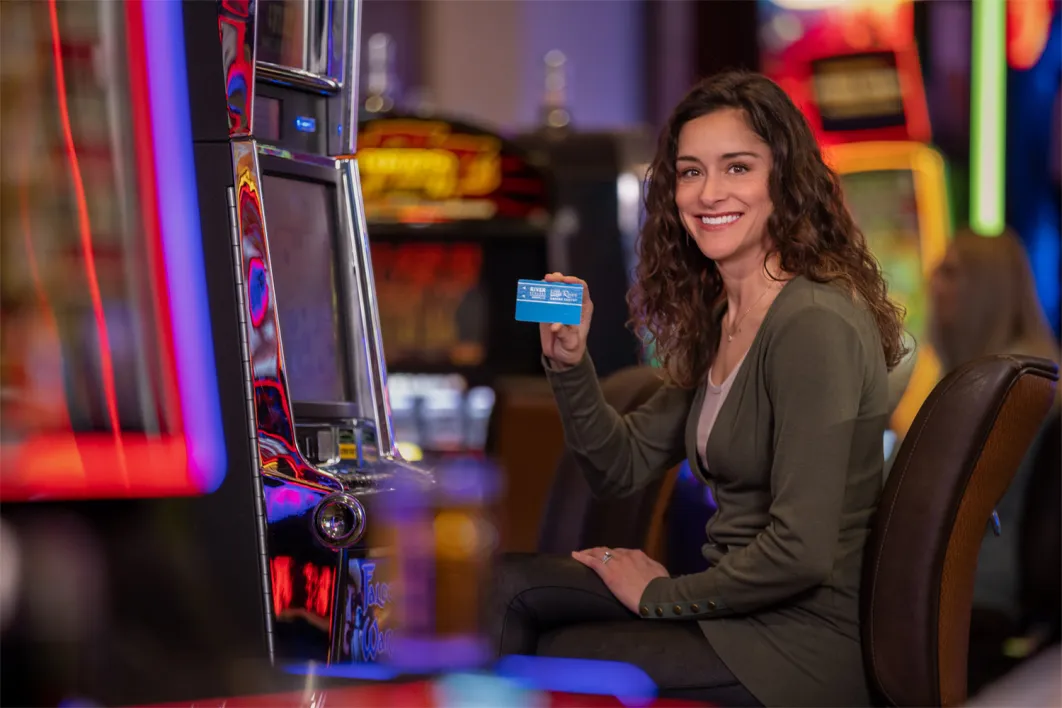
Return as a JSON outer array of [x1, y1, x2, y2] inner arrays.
[[717, 251, 784, 317]]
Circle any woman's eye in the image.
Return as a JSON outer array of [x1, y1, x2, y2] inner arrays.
[[678, 167, 700, 178], [728, 163, 749, 175]]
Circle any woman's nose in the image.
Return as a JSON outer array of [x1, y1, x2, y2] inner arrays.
[[699, 174, 727, 204]]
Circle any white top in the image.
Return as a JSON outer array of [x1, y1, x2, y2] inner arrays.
[[697, 353, 747, 469]]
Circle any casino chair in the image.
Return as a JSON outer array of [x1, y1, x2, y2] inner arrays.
[[966, 404, 1061, 694], [536, 364, 670, 556], [862, 354, 1058, 707]]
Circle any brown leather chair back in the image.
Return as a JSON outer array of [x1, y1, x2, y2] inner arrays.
[[862, 355, 1059, 707], [538, 365, 667, 554]]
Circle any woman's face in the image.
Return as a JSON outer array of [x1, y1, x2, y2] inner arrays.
[[673, 108, 773, 267], [930, 246, 963, 327]]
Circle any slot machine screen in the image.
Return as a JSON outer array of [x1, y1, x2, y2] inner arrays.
[[811, 52, 907, 133], [839, 169, 926, 343], [259, 174, 350, 404]]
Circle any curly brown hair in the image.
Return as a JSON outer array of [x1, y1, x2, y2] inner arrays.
[[628, 71, 907, 388]]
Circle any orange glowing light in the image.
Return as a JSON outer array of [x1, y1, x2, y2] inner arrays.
[[1007, 0, 1054, 70]]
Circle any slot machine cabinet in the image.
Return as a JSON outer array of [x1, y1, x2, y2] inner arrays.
[[196, 0, 467, 673], [349, 112, 553, 555]]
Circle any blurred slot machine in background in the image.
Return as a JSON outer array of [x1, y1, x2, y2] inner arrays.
[[758, 0, 952, 443], [355, 113, 553, 463]]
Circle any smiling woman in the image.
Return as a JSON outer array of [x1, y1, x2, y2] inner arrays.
[[488, 71, 907, 708], [631, 71, 907, 390]]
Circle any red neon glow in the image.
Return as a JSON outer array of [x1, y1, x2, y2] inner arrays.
[[304, 563, 334, 618], [124, 0, 184, 436], [272, 556, 294, 614], [1008, 0, 1055, 70], [47, 0, 128, 485], [269, 556, 334, 619], [1, 435, 190, 498]]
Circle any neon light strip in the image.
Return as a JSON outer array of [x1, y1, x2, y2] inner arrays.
[[124, 0, 184, 445], [141, 0, 227, 492], [970, 0, 1007, 235], [48, 0, 129, 486]]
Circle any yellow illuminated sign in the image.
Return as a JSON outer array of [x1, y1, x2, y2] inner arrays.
[[359, 148, 460, 201], [357, 120, 504, 217], [825, 141, 951, 437]]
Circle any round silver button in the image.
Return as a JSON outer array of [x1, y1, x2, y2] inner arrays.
[[312, 492, 367, 548]]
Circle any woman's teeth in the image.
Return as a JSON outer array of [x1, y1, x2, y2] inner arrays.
[[701, 214, 741, 226]]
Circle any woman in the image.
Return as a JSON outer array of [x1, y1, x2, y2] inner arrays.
[[928, 228, 1058, 372], [489, 71, 907, 707], [928, 229, 1059, 632]]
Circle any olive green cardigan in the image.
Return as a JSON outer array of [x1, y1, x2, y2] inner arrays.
[[545, 276, 888, 707]]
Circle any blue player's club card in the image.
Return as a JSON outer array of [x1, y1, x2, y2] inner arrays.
[[515, 279, 584, 326]]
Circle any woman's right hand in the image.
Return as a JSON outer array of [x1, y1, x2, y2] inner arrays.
[[539, 273, 593, 367]]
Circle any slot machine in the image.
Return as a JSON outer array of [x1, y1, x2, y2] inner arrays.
[[194, 0, 499, 678], [1, 0, 278, 703]]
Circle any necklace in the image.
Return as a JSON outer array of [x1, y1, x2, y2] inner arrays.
[[726, 282, 773, 342]]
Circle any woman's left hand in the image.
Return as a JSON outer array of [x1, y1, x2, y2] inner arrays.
[[572, 547, 670, 614]]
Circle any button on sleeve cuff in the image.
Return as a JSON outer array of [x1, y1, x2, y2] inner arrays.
[[637, 576, 733, 620]]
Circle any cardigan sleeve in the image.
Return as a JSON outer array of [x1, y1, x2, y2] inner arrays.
[[639, 306, 867, 618], [544, 353, 694, 498]]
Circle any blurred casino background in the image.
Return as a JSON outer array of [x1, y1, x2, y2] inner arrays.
[[0, 0, 1059, 706]]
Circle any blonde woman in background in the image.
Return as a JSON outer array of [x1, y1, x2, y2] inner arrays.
[[929, 228, 1058, 372], [928, 227, 1060, 635]]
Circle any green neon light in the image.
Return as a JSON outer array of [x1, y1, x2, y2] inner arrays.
[[970, 0, 1007, 235]]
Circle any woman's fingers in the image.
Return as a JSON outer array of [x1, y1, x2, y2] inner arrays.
[[544, 272, 589, 290]]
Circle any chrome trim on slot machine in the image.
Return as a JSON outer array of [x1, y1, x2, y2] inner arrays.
[[338, 159, 396, 458]]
